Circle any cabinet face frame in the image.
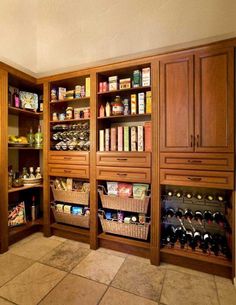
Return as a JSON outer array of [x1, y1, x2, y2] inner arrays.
[[195, 47, 234, 152], [160, 53, 194, 152]]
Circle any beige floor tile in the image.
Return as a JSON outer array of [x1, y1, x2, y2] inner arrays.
[[215, 276, 236, 305], [161, 269, 219, 305], [9, 232, 44, 249], [165, 263, 214, 280], [71, 251, 125, 284], [9, 236, 62, 260], [48, 235, 67, 242], [97, 247, 128, 258], [0, 262, 66, 305], [112, 256, 165, 302], [100, 287, 159, 305], [0, 253, 33, 287], [40, 240, 90, 272], [39, 274, 107, 305], [0, 297, 15, 305]]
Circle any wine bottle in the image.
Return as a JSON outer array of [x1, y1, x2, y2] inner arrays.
[[213, 211, 225, 226], [166, 208, 175, 218], [186, 230, 194, 249], [174, 226, 184, 240], [166, 225, 176, 246], [217, 195, 224, 202], [203, 210, 213, 223], [201, 232, 212, 253], [211, 233, 220, 256], [184, 208, 193, 221], [194, 210, 203, 223], [206, 194, 214, 201], [176, 191, 182, 198], [185, 192, 193, 199], [31, 196, 36, 221], [175, 208, 184, 219], [167, 191, 173, 197], [196, 193, 203, 200], [179, 232, 187, 249]]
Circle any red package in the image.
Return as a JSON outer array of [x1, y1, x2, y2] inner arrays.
[[118, 183, 133, 197]]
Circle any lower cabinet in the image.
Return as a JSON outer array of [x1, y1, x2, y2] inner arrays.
[[48, 164, 90, 179]]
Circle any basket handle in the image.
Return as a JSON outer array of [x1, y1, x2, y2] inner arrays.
[[98, 185, 107, 195]]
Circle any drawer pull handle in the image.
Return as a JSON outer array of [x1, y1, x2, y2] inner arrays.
[[64, 157, 72, 160], [187, 177, 202, 182], [116, 158, 128, 161], [64, 170, 72, 173], [117, 173, 127, 176], [188, 160, 202, 164]]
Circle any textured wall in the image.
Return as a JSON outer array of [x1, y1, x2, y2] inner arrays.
[[0, 0, 236, 75]]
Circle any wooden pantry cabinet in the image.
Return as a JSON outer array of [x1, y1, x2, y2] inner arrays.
[[160, 46, 234, 153]]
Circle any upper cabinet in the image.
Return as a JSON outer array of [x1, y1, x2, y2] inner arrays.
[[160, 53, 194, 152], [160, 46, 234, 153], [195, 47, 234, 152]]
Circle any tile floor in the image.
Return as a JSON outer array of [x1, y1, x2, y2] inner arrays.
[[0, 232, 234, 305]]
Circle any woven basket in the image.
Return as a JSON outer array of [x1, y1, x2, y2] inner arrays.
[[99, 214, 150, 240], [51, 186, 89, 205], [51, 206, 89, 228], [98, 186, 150, 213]]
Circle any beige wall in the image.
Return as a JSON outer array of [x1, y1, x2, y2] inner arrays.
[[0, 0, 236, 76]]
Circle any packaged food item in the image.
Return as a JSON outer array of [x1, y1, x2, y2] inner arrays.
[[84, 208, 90, 216], [63, 205, 71, 214], [110, 127, 117, 151], [137, 125, 144, 151], [142, 67, 151, 86], [99, 82, 103, 92], [8, 202, 26, 227], [123, 98, 129, 115], [81, 85, 85, 97], [144, 122, 152, 151], [99, 105, 105, 117], [71, 206, 83, 215], [105, 211, 112, 220], [119, 78, 131, 89], [131, 126, 137, 151], [131, 94, 137, 114], [118, 183, 133, 198], [65, 90, 74, 100], [82, 183, 90, 192], [133, 70, 141, 87], [74, 108, 80, 119], [56, 204, 64, 212], [105, 102, 111, 117], [124, 217, 131, 224], [117, 126, 123, 151], [103, 82, 108, 92], [131, 215, 138, 223], [112, 96, 124, 115], [99, 130, 105, 151], [133, 184, 149, 199], [146, 91, 152, 113], [117, 211, 124, 223], [107, 182, 118, 196], [66, 178, 73, 191], [124, 126, 129, 151], [105, 128, 110, 151], [66, 107, 73, 119], [138, 213, 146, 224], [138, 92, 145, 114], [51, 88, 57, 101], [58, 87, 66, 100], [52, 112, 58, 121], [59, 113, 65, 121], [108, 76, 118, 91], [83, 107, 90, 118], [75, 85, 82, 98], [85, 77, 90, 97]]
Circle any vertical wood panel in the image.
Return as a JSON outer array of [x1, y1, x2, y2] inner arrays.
[[0, 69, 9, 252]]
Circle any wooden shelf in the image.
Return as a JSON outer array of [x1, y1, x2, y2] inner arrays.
[[8, 184, 43, 193], [97, 86, 151, 96], [50, 118, 90, 124], [8, 106, 43, 118], [98, 232, 150, 248], [8, 146, 43, 150], [97, 113, 151, 120], [9, 218, 43, 239], [51, 222, 89, 236], [50, 97, 90, 104]]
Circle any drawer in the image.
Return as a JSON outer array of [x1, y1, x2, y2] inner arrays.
[[160, 169, 234, 190], [160, 153, 234, 171], [97, 152, 151, 167], [49, 151, 89, 165], [96, 166, 151, 183], [48, 164, 89, 179]]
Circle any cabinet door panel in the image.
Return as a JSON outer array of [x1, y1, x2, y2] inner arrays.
[[195, 47, 234, 152], [160, 53, 194, 152]]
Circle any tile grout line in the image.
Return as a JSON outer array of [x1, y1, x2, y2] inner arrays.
[[213, 276, 222, 305], [158, 267, 168, 305]]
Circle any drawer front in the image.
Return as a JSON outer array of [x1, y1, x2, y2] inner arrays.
[[49, 164, 89, 178], [49, 151, 89, 165], [160, 153, 234, 171], [97, 152, 151, 167], [160, 169, 234, 190], [96, 166, 151, 183]]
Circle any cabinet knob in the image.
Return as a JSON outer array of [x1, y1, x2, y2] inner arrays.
[[187, 177, 202, 182]]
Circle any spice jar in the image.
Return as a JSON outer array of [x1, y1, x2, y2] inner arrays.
[[66, 107, 73, 119], [51, 88, 57, 101], [52, 112, 58, 121], [112, 96, 124, 115]]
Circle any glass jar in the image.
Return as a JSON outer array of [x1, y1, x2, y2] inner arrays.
[[112, 96, 124, 115]]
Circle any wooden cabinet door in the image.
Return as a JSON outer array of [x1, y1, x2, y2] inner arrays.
[[160, 53, 194, 152], [195, 47, 234, 152]]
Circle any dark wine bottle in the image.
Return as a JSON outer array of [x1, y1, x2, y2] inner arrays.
[[186, 230, 194, 249], [217, 195, 224, 202], [176, 191, 182, 198], [165, 225, 176, 246], [167, 191, 173, 197], [196, 193, 203, 200], [174, 226, 184, 240], [175, 208, 184, 219], [184, 208, 193, 220], [179, 232, 187, 249], [193, 231, 202, 244], [203, 210, 213, 223], [211, 233, 220, 256], [213, 211, 225, 226], [201, 232, 212, 253], [206, 194, 214, 201], [166, 208, 175, 218], [185, 192, 193, 199], [194, 210, 203, 223]]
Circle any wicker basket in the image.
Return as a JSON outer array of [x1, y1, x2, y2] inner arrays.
[[99, 214, 150, 240], [51, 206, 89, 228], [51, 186, 89, 206], [98, 186, 150, 213]]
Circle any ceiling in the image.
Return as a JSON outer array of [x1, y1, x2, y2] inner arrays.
[[0, 0, 236, 77]]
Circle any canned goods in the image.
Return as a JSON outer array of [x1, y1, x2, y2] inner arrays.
[[66, 107, 73, 119], [58, 113, 65, 121]]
